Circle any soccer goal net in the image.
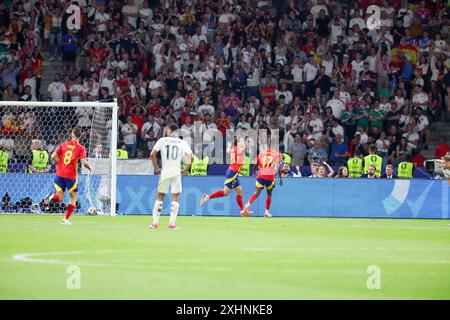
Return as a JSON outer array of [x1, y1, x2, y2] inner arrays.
[[0, 100, 118, 216]]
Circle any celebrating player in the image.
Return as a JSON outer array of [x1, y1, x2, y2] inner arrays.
[[242, 145, 283, 218], [199, 137, 247, 215], [46, 127, 92, 224], [150, 124, 193, 230]]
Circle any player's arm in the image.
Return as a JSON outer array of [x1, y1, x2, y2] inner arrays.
[[51, 148, 60, 163], [81, 158, 92, 172], [150, 149, 160, 174]]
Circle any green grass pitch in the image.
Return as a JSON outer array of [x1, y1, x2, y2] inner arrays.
[[0, 215, 449, 299]]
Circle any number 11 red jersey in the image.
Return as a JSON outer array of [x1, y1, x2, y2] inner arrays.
[[55, 141, 87, 179]]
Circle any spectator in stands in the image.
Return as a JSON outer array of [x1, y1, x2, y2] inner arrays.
[[121, 115, 138, 158], [362, 165, 377, 179], [329, 133, 348, 166], [47, 73, 66, 102], [381, 164, 397, 179], [335, 166, 349, 179], [317, 162, 334, 178], [0, 0, 447, 174], [288, 134, 307, 167], [435, 137, 450, 159]]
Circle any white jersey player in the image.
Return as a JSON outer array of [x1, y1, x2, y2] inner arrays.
[[150, 124, 193, 230]]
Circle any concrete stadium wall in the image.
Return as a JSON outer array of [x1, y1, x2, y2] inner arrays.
[[1, 174, 448, 218]]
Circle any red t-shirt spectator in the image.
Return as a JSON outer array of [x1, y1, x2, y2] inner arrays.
[[216, 117, 230, 136], [147, 100, 164, 116], [180, 111, 195, 126], [260, 85, 276, 104], [435, 143, 450, 159], [412, 153, 426, 168]]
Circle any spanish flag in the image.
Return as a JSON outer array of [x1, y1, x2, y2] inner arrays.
[[391, 44, 417, 69]]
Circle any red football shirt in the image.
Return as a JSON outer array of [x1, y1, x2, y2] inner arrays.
[[55, 141, 87, 179], [256, 148, 282, 180], [229, 146, 244, 173]]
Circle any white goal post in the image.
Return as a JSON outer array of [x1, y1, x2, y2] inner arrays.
[[0, 100, 118, 216]]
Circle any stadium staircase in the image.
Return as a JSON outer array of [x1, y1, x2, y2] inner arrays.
[[424, 120, 450, 159], [41, 60, 64, 100]]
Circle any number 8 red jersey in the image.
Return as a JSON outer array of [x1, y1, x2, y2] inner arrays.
[[55, 141, 87, 179]]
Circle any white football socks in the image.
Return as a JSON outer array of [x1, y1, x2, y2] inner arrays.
[[152, 200, 163, 225], [169, 201, 180, 226]]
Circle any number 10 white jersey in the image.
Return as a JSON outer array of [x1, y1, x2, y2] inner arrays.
[[152, 137, 193, 179]]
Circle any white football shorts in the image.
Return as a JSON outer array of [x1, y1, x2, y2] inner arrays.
[[157, 175, 182, 194]]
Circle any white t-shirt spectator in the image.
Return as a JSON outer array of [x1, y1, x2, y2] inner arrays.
[[122, 5, 138, 28], [376, 138, 390, 153], [100, 77, 115, 96], [48, 81, 66, 102], [404, 132, 419, 150], [121, 123, 138, 145], [309, 118, 324, 138], [139, 7, 152, 26], [332, 124, 344, 137], [275, 89, 293, 104], [23, 77, 37, 101], [326, 98, 345, 118], [141, 120, 161, 138], [201, 122, 218, 143], [95, 11, 109, 32], [417, 115, 429, 132], [291, 65, 304, 82], [412, 92, 429, 110], [198, 103, 215, 115], [304, 63, 318, 82], [69, 83, 84, 102]]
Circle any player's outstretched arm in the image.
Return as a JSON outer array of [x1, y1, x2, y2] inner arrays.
[[81, 158, 92, 172]]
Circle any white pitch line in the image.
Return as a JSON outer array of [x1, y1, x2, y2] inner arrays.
[[11, 250, 365, 275], [11, 250, 450, 276]]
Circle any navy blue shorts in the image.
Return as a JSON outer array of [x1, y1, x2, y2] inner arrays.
[[256, 178, 275, 190], [224, 169, 240, 189], [54, 176, 78, 193]]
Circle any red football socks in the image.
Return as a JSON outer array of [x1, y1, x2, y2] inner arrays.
[[65, 204, 75, 220], [248, 193, 258, 205], [236, 195, 244, 210], [265, 196, 272, 211], [51, 194, 61, 203], [209, 190, 225, 199]]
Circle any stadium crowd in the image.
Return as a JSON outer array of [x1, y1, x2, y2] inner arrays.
[[1, 0, 450, 177]]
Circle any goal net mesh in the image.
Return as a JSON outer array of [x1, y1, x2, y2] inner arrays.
[[0, 102, 116, 215]]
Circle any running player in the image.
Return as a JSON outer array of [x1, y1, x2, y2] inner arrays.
[[242, 146, 283, 218], [150, 124, 193, 230], [46, 127, 92, 224], [199, 137, 247, 215]]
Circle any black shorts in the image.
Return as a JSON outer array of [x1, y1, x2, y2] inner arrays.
[[63, 51, 76, 62]]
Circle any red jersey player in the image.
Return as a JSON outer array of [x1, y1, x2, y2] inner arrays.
[[199, 137, 247, 215], [46, 127, 92, 224], [243, 146, 283, 218]]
